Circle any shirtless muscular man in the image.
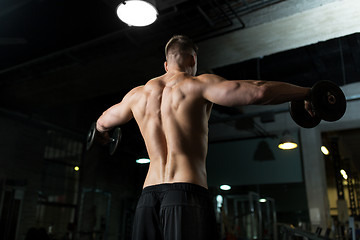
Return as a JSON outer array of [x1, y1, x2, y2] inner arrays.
[[96, 35, 312, 240]]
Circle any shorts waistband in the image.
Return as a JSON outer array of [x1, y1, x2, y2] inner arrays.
[[142, 182, 209, 195]]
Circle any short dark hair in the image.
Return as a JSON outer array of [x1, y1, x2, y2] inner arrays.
[[165, 35, 198, 59]]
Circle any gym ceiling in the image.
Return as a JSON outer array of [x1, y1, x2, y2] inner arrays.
[[0, 0, 359, 136]]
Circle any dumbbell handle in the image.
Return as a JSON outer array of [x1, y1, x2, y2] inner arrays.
[[94, 129, 112, 144]]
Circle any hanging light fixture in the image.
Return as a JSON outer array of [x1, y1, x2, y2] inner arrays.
[[117, 0, 158, 27], [136, 158, 150, 164], [278, 131, 298, 150], [220, 185, 231, 191], [253, 140, 275, 161]]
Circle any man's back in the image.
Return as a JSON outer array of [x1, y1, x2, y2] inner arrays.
[[129, 72, 212, 188], [95, 35, 312, 240]]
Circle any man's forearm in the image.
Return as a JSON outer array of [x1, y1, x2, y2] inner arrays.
[[254, 81, 311, 105]]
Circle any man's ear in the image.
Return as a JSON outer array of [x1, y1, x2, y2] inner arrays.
[[190, 54, 196, 67], [164, 61, 168, 72]]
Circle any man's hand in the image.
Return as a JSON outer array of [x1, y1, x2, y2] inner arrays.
[[304, 100, 315, 118], [95, 130, 111, 145]]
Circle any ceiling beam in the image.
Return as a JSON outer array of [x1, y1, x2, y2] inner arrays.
[[198, 0, 360, 70]]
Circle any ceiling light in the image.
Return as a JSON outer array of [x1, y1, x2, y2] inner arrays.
[[278, 131, 298, 150], [340, 169, 348, 180], [259, 198, 267, 203], [278, 142, 297, 150], [220, 185, 231, 191], [136, 158, 150, 164], [216, 195, 223, 204], [117, 0, 158, 27], [321, 146, 330, 155], [74, 166, 80, 171], [216, 195, 223, 213]]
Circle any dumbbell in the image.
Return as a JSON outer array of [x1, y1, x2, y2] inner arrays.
[[290, 80, 346, 128], [86, 122, 122, 155]]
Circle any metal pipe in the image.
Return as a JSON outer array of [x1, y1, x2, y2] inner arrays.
[[224, 0, 245, 27], [0, 0, 32, 18], [0, 107, 84, 138], [338, 39, 347, 86], [213, 0, 233, 25], [209, 134, 277, 144], [209, 107, 288, 124], [196, 5, 215, 27]]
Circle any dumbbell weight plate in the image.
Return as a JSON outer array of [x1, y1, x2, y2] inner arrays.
[[86, 122, 96, 150], [310, 80, 346, 122], [289, 100, 321, 128], [109, 127, 122, 155]]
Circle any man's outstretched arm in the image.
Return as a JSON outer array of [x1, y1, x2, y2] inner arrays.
[[198, 74, 310, 107], [96, 88, 137, 133]]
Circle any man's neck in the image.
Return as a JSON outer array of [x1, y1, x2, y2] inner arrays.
[[167, 66, 193, 76]]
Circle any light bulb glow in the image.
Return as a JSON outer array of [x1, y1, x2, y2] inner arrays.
[[278, 142, 298, 150], [220, 185, 231, 191], [117, 1, 158, 27], [74, 166, 80, 171], [321, 146, 329, 155], [259, 198, 267, 203], [216, 195, 223, 204], [216, 195, 223, 213], [340, 169, 348, 180], [136, 158, 150, 164]]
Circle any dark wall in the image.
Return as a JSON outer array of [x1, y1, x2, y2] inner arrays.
[[206, 132, 303, 187], [0, 112, 47, 240], [0, 110, 147, 240]]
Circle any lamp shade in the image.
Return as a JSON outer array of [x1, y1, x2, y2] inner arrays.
[[117, 0, 158, 27], [254, 140, 275, 161]]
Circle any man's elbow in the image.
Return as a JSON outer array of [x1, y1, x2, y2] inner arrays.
[[251, 84, 269, 105], [96, 117, 110, 132]]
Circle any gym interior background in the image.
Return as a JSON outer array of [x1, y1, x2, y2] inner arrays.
[[1, 0, 360, 239]]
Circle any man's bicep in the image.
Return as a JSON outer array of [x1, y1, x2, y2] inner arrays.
[[201, 78, 263, 107], [198, 75, 241, 106], [202, 81, 239, 106], [197, 74, 229, 103]]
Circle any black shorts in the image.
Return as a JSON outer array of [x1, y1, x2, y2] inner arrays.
[[132, 183, 219, 240]]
